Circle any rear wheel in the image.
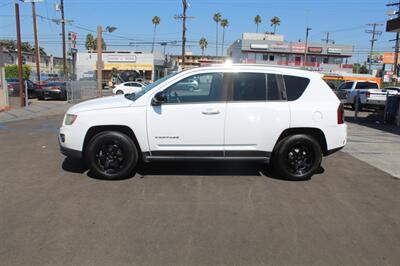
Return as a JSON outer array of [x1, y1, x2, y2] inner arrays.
[[272, 134, 322, 181], [116, 90, 124, 95], [85, 131, 138, 180]]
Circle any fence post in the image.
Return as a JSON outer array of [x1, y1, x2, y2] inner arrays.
[[383, 91, 389, 124], [24, 80, 28, 107], [354, 91, 360, 121]]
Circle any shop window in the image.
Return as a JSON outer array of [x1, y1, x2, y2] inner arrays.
[[262, 54, 269, 61], [269, 55, 275, 61]]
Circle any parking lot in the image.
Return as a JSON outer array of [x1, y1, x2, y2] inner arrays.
[[0, 111, 399, 265]]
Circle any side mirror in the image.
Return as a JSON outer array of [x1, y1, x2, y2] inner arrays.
[[152, 91, 166, 106]]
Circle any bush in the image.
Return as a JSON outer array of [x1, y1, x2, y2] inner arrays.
[[5, 65, 31, 80]]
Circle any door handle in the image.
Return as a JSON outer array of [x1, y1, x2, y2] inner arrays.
[[202, 110, 220, 115]]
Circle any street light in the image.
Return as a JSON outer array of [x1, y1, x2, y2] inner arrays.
[[96, 25, 117, 97]]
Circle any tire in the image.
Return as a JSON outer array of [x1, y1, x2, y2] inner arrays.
[[116, 90, 124, 95], [272, 134, 322, 181], [85, 131, 138, 180]]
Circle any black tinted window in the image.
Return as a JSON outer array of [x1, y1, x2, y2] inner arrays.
[[267, 74, 281, 100], [355, 82, 378, 89], [339, 82, 353, 90], [283, 75, 310, 101], [165, 73, 223, 103], [233, 73, 266, 101]]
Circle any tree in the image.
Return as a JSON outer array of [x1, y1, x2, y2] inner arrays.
[[199, 37, 208, 57], [94, 37, 107, 50], [5, 64, 31, 79], [213, 12, 222, 57], [254, 15, 262, 33], [151, 16, 161, 53], [85, 33, 106, 51], [270, 16, 281, 34], [0, 39, 46, 55], [85, 33, 96, 51], [220, 19, 229, 57]]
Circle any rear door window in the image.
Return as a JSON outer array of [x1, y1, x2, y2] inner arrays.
[[233, 73, 266, 101], [283, 75, 310, 101], [355, 82, 378, 89]]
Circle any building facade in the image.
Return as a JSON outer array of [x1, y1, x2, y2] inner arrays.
[[228, 33, 353, 72], [1, 48, 65, 81], [76, 51, 175, 82]]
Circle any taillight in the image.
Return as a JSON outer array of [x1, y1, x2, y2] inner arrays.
[[337, 103, 345, 124], [366, 91, 370, 98]]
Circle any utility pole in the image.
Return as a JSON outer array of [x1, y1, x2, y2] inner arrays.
[[182, 0, 187, 66], [31, 1, 41, 83], [322, 32, 334, 44], [60, 0, 67, 79], [366, 23, 383, 74], [174, 1, 194, 68], [97, 26, 103, 97], [303, 27, 312, 67], [15, 2, 25, 107], [387, 2, 400, 79]]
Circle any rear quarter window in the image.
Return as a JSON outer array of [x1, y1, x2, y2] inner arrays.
[[283, 75, 310, 101]]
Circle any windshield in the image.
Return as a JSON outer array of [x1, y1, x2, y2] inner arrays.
[[125, 72, 179, 101]]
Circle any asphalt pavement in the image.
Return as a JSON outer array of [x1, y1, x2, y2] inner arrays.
[[0, 114, 400, 265]]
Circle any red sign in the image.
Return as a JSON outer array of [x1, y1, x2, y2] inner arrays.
[[308, 47, 323, 53]]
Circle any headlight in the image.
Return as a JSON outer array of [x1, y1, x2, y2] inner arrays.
[[64, 114, 77, 125]]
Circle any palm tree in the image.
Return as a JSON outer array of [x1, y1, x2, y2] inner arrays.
[[151, 16, 160, 53], [270, 16, 281, 34], [220, 18, 229, 57], [199, 37, 208, 57], [213, 12, 222, 57], [254, 15, 262, 33]]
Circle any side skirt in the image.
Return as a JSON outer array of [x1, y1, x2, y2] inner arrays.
[[142, 151, 271, 163]]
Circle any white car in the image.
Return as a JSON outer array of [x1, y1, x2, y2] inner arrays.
[[337, 81, 395, 109], [59, 65, 347, 181], [112, 82, 145, 95]]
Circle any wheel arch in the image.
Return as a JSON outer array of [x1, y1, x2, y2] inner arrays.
[[276, 127, 328, 156], [83, 125, 141, 156]]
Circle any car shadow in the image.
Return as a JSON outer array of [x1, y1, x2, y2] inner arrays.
[[345, 114, 400, 136], [62, 157, 324, 182]]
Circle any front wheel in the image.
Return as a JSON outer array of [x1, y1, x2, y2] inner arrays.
[[272, 134, 322, 181], [85, 131, 138, 180], [116, 90, 124, 95]]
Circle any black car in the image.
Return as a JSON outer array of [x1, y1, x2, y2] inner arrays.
[[6, 78, 39, 99], [36, 80, 68, 100]]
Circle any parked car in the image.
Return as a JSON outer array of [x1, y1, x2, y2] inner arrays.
[[381, 86, 400, 94], [59, 65, 347, 181], [337, 80, 390, 109], [36, 80, 67, 100], [112, 82, 145, 95], [6, 78, 40, 98]]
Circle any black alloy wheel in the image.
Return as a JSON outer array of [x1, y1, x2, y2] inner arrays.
[[86, 131, 138, 180], [273, 134, 322, 181]]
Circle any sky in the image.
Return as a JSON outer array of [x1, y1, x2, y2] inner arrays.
[[0, 0, 396, 63]]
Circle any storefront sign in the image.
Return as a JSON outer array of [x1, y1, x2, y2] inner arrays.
[[327, 48, 342, 54], [250, 44, 269, 50], [308, 47, 323, 53], [291, 43, 305, 53], [269, 42, 290, 51], [107, 54, 137, 63], [383, 52, 400, 64]]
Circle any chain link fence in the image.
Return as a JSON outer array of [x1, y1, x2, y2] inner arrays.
[[66, 80, 98, 103]]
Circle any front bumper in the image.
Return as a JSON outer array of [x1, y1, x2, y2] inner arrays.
[[60, 143, 82, 159]]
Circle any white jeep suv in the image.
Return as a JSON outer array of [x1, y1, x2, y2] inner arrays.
[[59, 65, 347, 180]]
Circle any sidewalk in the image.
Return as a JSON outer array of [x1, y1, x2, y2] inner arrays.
[[0, 100, 73, 123], [344, 111, 400, 178]]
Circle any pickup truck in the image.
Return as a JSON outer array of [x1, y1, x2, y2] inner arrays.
[[336, 81, 392, 110]]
